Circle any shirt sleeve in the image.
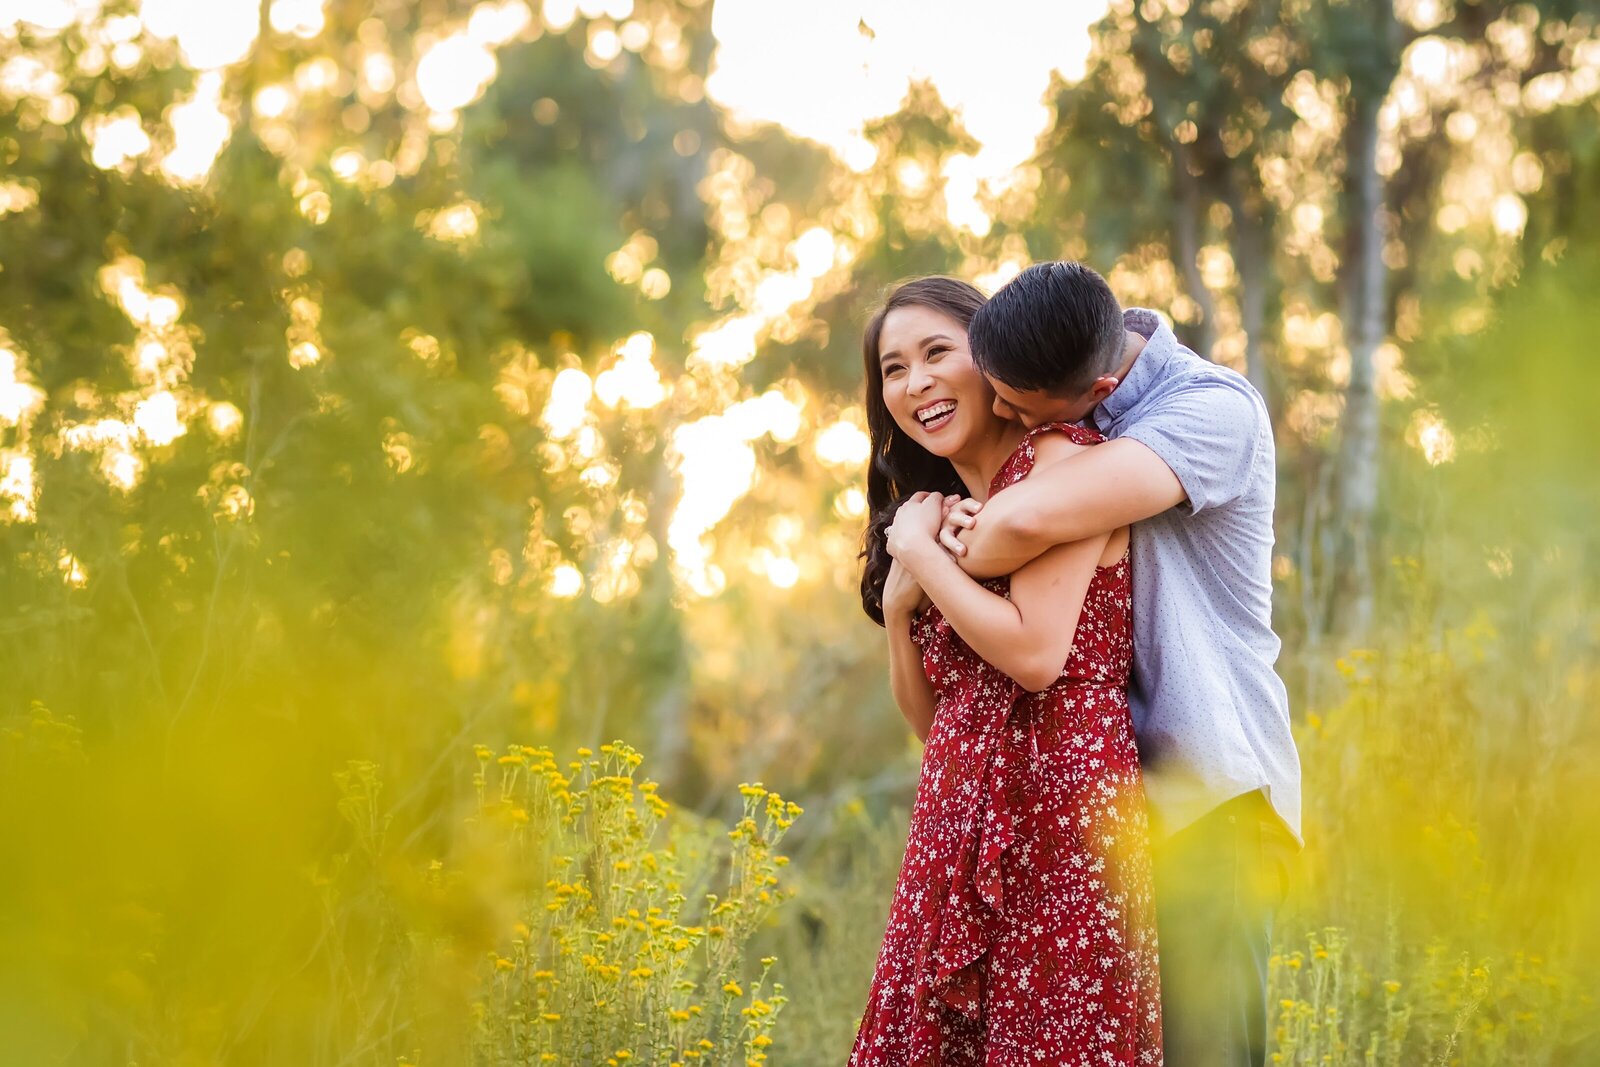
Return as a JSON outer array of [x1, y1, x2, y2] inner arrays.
[[1118, 376, 1265, 516]]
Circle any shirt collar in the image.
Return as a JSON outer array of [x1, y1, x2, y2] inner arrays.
[[1094, 307, 1176, 432]]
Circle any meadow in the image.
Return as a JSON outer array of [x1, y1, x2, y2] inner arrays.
[[3, 0, 1598, 1063]]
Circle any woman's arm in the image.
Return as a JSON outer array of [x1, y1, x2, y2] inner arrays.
[[881, 554, 936, 739], [887, 485, 1110, 694], [885, 608, 936, 741], [898, 510, 1108, 693]]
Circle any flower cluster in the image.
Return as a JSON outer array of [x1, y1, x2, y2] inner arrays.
[[467, 743, 800, 1066]]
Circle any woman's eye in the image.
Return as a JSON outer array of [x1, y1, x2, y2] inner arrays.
[[926, 346, 948, 360], [882, 364, 904, 378]]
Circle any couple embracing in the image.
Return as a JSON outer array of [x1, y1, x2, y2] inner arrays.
[[848, 264, 1303, 1067]]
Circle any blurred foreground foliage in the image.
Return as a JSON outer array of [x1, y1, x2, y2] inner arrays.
[[1, 731, 802, 1065]]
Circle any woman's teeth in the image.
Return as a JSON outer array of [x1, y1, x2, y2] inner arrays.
[[917, 401, 956, 429]]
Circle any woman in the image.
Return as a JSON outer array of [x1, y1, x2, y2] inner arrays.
[[850, 277, 1162, 1065]]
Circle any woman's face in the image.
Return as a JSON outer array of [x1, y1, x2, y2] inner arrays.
[[876, 304, 1003, 460]]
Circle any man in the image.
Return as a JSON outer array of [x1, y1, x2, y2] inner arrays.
[[944, 261, 1301, 1067]]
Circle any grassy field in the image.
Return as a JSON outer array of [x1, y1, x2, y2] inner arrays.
[[6, 600, 1596, 1065]]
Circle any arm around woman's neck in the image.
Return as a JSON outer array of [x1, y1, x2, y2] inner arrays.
[[952, 437, 1185, 579]]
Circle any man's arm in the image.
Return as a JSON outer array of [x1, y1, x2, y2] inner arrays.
[[949, 437, 1185, 579]]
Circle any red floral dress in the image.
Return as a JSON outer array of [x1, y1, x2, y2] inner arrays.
[[850, 423, 1162, 1067]]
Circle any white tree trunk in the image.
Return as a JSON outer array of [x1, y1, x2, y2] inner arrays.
[[1333, 96, 1385, 636], [1171, 144, 1219, 361]]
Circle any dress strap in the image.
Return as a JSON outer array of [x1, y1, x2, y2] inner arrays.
[[1026, 420, 1104, 447]]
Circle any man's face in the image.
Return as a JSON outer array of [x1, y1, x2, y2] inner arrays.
[[988, 376, 1100, 430]]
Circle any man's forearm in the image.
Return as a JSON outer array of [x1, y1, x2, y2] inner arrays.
[[956, 439, 1186, 578], [952, 492, 1053, 579]]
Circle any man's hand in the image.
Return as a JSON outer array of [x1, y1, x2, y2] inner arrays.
[[939, 498, 983, 557]]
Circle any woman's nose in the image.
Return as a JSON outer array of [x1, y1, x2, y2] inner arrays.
[[907, 362, 934, 395]]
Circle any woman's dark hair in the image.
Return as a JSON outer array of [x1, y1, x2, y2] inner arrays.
[[968, 261, 1124, 395], [858, 276, 984, 625]]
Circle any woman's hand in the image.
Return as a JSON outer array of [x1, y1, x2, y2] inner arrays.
[[883, 558, 925, 622], [886, 492, 948, 571], [882, 556, 927, 622]]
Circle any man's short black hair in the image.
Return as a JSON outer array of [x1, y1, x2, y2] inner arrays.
[[969, 261, 1126, 395]]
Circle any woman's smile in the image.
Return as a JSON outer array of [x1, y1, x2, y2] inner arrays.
[[914, 398, 959, 434]]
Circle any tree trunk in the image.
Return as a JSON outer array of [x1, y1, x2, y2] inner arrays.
[[1171, 143, 1219, 361], [1331, 94, 1385, 637], [1224, 178, 1274, 406], [646, 459, 692, 787]]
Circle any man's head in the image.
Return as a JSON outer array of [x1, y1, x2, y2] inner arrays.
[[968, 261, 1127, 428]]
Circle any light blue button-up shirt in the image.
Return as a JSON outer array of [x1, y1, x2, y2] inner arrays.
[[1093, 309, 1302, 842]]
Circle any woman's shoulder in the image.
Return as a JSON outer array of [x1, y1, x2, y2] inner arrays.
[[990, 422, 1100, 494]]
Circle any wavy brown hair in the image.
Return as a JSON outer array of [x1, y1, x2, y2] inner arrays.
[[858, 276, 986, 625]]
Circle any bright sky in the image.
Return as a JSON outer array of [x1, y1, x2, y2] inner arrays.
[[707, 0, 1110, 179]]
